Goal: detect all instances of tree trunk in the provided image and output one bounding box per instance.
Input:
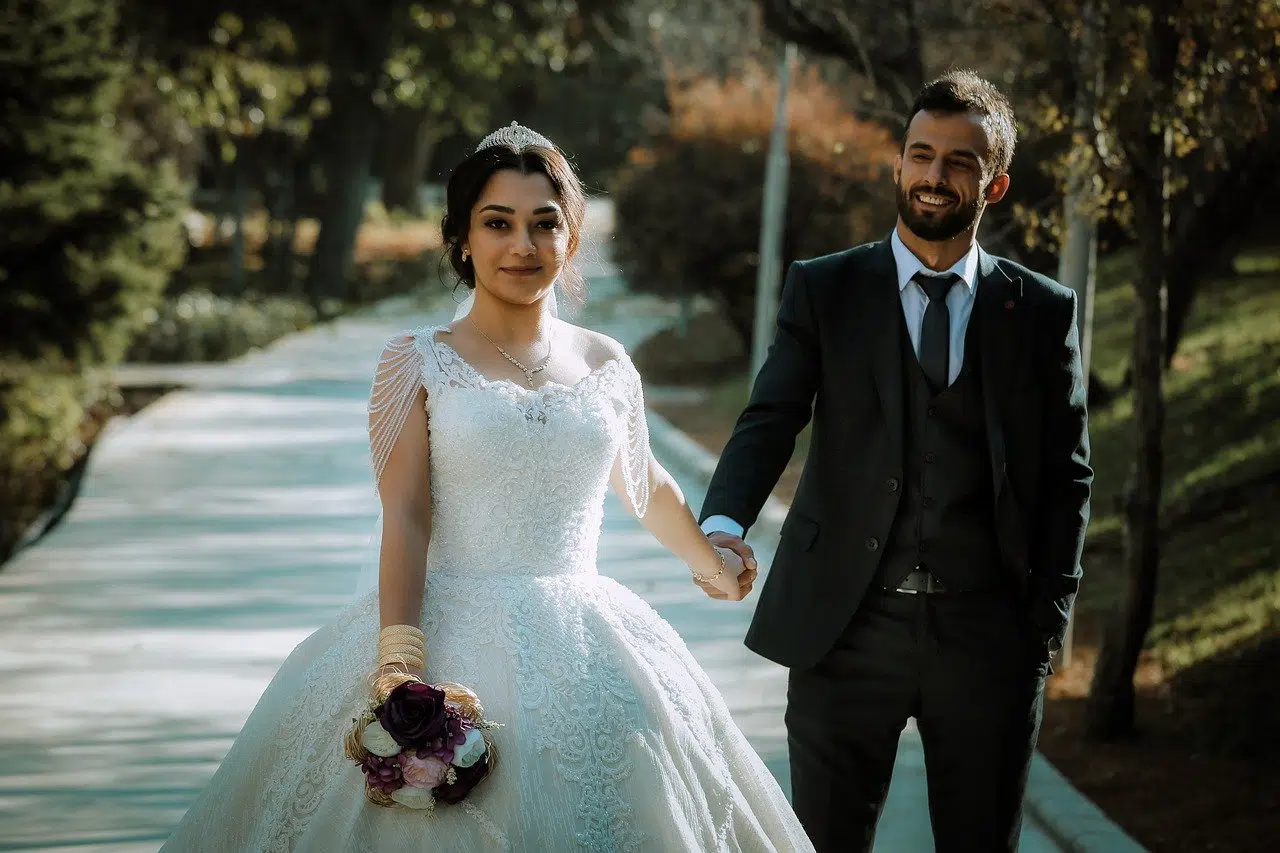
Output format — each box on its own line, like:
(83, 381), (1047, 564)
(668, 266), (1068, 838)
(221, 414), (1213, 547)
(1085, 131), (1170, 739)
(1163, 131), (1277, 365)
(381, 108), (441, 215)
(304, 1), (400, 306)
(229, 156), (248, 294)
(723, 286), (757, 353)
(265, 163), (297, 292)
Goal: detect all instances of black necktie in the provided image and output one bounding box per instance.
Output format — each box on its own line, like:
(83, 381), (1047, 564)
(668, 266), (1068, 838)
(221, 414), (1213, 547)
(914, 271), (960, 393)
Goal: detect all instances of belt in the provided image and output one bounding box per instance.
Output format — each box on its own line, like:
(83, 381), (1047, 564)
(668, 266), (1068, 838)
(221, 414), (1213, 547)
(886, 568), (948, 595)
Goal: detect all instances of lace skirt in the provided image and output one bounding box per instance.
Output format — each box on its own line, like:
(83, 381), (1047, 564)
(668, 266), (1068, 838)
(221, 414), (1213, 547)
(158, 571), (815, 852)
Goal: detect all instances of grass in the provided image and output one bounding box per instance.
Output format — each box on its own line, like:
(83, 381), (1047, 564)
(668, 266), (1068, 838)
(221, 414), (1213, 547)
(649, 242), (1280, 678)
(1076, 245), (1280, 674)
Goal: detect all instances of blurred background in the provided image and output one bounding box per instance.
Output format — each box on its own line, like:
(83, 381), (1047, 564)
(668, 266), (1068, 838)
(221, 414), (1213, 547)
(1, 1), (1278, 851)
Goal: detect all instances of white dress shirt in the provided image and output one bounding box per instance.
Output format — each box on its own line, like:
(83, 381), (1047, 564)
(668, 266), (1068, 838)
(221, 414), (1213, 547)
(701, 232), (983, 540)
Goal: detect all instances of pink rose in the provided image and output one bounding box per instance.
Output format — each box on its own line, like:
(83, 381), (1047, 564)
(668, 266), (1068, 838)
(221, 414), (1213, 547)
(400, 754), (449, 789)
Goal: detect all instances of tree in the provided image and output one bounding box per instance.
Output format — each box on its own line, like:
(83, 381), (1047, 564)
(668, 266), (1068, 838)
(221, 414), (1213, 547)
(756, 0), (925, 113)
(612, 64), (897, 346)
(379, 1), (608, 213)
(0, 0), (186, 368)
(120, 2), (331, 294)
(0, 0), (186, 560)
(1041, 0), (1280, 738)
(300, 0), (402, 303)
(1161, 119), (1280, 365)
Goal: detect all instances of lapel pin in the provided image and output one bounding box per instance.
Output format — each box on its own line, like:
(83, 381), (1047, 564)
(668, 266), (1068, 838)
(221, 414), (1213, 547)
(1004, 300), (1016, 310)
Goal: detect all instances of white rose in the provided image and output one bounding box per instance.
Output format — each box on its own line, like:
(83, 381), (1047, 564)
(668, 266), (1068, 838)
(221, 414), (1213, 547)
(360, 720), (402, 758)
(452, 727), (488, 769)
(390, 785), (436, 810)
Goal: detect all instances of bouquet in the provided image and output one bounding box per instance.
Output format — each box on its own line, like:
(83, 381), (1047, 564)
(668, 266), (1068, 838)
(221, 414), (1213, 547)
(344, 672), (500, 811)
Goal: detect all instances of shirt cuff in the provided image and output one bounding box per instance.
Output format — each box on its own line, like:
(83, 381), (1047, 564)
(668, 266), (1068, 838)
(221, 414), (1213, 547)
(700, 515), (745, 539)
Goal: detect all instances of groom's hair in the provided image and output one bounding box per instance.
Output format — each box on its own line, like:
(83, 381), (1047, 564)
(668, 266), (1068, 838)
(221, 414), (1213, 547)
(905, 69), (1017, 177)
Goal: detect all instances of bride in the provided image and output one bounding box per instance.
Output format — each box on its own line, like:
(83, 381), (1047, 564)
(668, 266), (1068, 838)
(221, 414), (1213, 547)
(158, 123), (815, 852)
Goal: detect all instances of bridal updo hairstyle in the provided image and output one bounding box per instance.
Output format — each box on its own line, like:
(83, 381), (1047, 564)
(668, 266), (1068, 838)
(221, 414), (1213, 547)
(440, 136), (588, 301)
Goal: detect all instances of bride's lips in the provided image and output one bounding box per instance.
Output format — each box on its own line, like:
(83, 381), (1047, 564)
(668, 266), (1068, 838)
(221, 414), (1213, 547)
(501, 266), (542, 277)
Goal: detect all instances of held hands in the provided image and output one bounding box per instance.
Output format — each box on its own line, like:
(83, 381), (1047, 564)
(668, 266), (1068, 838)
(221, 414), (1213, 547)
(693, 533), (759, 601)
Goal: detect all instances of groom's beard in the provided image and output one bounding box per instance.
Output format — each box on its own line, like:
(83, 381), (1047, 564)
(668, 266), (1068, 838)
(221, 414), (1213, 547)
(896, 181), (982, 242)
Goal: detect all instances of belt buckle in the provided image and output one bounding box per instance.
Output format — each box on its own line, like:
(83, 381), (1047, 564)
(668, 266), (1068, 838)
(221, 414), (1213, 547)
(895, 567), (924, 595)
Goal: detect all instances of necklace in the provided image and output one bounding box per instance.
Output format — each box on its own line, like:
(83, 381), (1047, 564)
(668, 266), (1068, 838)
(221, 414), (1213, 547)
(470, 319), (553, 387)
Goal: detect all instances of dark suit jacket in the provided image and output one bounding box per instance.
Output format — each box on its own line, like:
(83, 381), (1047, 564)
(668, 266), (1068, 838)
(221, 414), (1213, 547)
(700, 236), (1093, 671)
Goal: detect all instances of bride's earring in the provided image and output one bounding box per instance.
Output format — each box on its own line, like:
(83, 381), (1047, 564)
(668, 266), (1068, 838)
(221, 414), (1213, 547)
(461, 248), (470, 262)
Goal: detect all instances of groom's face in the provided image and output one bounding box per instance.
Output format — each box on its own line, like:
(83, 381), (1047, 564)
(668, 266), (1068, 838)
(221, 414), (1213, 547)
(893, 109), (1010, 242)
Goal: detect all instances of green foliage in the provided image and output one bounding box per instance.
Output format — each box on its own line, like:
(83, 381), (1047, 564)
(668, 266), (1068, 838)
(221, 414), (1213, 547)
(612, 64), (898, 344)
(1021, 0), (1280, 234)
(124, 289), (315, 363)
(138, 12), (321, 162)
(0, 0), (187, 368)
(378, 0), (615, 163)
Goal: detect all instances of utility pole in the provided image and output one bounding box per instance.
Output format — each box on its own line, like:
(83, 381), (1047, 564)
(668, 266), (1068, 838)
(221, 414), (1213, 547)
(1057, 0), (1101, 669)
(750, 41), (798, 379)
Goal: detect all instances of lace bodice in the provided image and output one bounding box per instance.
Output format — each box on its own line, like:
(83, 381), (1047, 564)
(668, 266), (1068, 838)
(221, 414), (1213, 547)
(367, 326), (652, 579)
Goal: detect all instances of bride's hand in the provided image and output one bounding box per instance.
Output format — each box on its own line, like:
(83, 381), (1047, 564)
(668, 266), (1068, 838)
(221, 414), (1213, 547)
(698, 547), (756, 602)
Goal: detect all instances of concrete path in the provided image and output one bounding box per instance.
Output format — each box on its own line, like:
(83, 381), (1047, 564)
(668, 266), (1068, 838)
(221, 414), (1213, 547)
(0, 204), (1126, 851)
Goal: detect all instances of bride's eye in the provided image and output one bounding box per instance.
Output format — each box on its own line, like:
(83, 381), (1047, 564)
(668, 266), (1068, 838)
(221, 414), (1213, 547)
(537, 219), (562, 231)
(483, 219), (508, 229)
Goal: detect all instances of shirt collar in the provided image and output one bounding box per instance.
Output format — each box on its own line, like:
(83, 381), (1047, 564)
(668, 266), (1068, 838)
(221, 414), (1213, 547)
(890, 228), (981, 294)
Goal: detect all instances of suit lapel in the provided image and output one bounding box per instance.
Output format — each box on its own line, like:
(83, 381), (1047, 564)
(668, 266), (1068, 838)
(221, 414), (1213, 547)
(863, 237), (905, 463)
(976, 248), (1025, 499)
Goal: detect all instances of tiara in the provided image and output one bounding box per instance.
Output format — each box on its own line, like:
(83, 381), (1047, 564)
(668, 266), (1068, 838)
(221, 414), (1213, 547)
(475, 121), (556, 153)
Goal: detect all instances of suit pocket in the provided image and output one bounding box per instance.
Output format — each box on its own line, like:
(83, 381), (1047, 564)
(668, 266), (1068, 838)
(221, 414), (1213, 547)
(779, 510), (820, 551)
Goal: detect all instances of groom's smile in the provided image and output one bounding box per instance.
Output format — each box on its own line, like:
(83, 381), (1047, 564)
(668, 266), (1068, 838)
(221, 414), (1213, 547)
(912, 189), (958, 209)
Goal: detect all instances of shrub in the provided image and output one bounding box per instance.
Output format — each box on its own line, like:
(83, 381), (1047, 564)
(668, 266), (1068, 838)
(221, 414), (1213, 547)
(612, 63), (899, 346)
(0, 367), (104, 560)
(631, 310), (746, 385)
(125, 290), (317, 363)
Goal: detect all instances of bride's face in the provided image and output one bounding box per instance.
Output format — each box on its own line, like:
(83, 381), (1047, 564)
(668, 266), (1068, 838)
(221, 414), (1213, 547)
(464, 169), (570, 309)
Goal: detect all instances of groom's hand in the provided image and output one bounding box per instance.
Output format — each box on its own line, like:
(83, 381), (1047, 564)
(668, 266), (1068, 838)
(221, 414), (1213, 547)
(707, 532), (758, 571)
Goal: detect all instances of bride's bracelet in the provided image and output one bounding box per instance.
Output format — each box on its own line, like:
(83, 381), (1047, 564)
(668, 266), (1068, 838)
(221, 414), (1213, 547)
(379, 624), (424, 642)
(377, 624), (425, 670)
(691, 546), (727, 585)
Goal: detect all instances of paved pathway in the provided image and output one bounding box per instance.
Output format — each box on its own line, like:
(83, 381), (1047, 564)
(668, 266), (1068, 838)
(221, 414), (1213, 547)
(0, 207), (1078, 851)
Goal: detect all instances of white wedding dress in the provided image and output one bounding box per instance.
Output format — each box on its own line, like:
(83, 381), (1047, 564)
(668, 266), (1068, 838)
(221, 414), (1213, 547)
(159, 325), (814, 852)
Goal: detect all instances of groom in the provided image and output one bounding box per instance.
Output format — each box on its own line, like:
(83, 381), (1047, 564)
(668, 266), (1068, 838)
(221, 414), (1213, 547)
(698, 70), (1092, 852)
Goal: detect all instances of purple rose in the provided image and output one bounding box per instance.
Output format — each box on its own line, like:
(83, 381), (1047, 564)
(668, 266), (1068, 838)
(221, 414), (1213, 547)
(433, 751), (491, 805)
(378, 681), (448, 749)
